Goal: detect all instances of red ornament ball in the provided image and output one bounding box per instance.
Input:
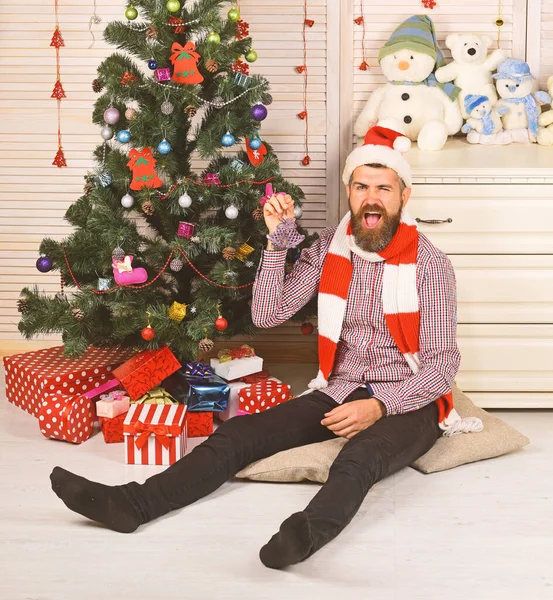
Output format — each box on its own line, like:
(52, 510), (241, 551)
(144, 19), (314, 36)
(141, 326), (155, 341)
(301, 322), (314, 335)
(214, 316), (228, 331)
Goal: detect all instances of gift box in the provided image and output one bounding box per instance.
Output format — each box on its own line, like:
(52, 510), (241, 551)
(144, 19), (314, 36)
(133, 387), (177, 405)
(217, 381), (249, 422)
(96, 390), (130, 419)
(210, 345), (263, 381)
(3, 345), (134, 418)
(99, 413), (126, 443)
(38, 391), (96, 444)
(186, 411), (213, 437)
(238, 380), (291, 414)
(113, 346), (181, 401)
(160, 363), (230, 412)
(124, 403), (187, 465)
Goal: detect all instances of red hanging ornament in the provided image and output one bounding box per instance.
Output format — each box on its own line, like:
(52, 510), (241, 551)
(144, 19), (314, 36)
(120, 71), (136, 86)
(301, 155), (311, 166)
(422, 0), (437, 8)
(52, 147), (67, 168)
(354, 16), (364, 25)
(297, 110), (308, 119)
(304, 19), (315, 27)
(245, 138), (267, 167)
(50, 27), (64, 48)
(301, 322), (314, 335)
(232, 59), (249, 75)
(51, 80), (66, 100)
(170, 41), (204, 85)
(127, 147), (163, 190)
(214, 316), (228, 332)
(359, 61), (369, 71)
(141, 326), (155, 341)
(168, 16), (186, 34)
(237, 20), (249, 40)
(296, 65), (306, 74)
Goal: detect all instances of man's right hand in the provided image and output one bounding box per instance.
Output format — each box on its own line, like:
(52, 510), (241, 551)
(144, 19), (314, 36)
(263, 193), (295, 235)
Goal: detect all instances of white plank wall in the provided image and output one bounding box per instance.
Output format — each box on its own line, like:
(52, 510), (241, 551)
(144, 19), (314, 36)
(0, 0), (337, 348)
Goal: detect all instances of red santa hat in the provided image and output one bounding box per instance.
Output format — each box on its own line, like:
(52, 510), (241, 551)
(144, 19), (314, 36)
(342, 126), (412, 187)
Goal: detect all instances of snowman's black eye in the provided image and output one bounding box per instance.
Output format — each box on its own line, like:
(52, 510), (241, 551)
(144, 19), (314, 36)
(410, 55), (413, 60)
(505, 84), (509, 87)
(516, 84), (519, 87)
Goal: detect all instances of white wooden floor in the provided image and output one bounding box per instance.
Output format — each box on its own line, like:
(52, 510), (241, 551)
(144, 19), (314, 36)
(1, 364), (552, 600)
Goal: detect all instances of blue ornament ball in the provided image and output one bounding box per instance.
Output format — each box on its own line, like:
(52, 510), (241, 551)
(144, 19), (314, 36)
(36, 256), (53, 273)
(157, 139), (172, 154)
(116, 129), (131, 143)
(148, 59), (158, 70)
(249, 137), (262, 150)
(221, 132), (235, 147)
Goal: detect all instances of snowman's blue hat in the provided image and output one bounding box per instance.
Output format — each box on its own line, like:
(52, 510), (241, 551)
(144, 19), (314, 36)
(493, 58), (535, 83)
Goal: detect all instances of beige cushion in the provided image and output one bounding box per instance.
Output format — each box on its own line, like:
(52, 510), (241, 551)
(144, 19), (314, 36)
(235, 385), (529, 482)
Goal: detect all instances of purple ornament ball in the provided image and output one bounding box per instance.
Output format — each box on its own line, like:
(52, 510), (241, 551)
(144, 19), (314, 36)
(103, 106), (120, 125)
(36, 256), (53, 273)
(251, 104), (268, 121)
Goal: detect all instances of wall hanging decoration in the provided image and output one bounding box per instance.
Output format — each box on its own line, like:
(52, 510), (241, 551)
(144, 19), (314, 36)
(355, 2), (369, 70)
(51, 0), (66, 167)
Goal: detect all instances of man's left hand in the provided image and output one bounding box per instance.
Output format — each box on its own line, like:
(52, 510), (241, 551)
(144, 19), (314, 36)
(321, 398), (385, 439)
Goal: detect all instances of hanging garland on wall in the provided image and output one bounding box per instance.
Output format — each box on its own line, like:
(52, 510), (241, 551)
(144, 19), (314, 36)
(51, 0), (67, 167)
(496, 0), (504, 48)
(355, 2), (369, 70)
(421, 0), (437, 9)
(296, 0), (312, 166)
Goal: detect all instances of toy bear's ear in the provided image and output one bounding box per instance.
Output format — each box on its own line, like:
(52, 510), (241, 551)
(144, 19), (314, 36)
(444, 34), (458, 49)
(481, 35), (493, 48)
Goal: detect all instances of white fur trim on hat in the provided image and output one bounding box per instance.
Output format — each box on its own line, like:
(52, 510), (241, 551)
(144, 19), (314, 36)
(342, 144), (412, 187)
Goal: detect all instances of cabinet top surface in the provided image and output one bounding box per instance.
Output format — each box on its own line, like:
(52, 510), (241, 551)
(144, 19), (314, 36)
(407, 138), (553, 180)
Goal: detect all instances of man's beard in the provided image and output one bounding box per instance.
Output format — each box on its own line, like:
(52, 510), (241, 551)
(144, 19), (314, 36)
(350, 200), (403, 253)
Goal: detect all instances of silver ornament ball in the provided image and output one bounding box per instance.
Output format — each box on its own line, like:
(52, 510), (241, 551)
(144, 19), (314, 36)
(294, 205), (303, 219)
(178, 193), (192, 208)
(225, 205), (239, 219)
(112, 246), (125, 260)
(103, 106), (120, 125)
(100, 126), (114, 140)
(170, 258), (183, 272)
(161, 101), (174, 115)
(121, 193), (135, 208)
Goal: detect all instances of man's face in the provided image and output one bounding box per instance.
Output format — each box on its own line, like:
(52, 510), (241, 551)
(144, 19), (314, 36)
(347, 166), (411, 253)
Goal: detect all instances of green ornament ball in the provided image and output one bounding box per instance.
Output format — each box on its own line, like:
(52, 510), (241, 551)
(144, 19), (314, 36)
(207, 31), (221, 44)
(125, 6), (138, 20)
(245, 49), (258, 63)
(166, 0), (181, 13)
(228, 7), (241, 22)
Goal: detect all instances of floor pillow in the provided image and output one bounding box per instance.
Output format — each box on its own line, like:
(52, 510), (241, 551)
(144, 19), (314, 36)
(235, 384), (530, 482)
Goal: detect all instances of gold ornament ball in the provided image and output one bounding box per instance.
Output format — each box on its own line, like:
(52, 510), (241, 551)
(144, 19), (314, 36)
(496, 18), (504, 27)
(199, 337), (214, 353)
(245, 49), (258, 63)
(125, 108), (137, 120)
(207, 31), (221, 44)
(166, 0), (181, 13)
(228, 7), (241, 22)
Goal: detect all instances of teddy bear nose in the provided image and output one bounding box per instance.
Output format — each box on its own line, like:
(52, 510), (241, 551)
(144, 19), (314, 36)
(467, 48), (476, 56)
(398, 61), (410, 71)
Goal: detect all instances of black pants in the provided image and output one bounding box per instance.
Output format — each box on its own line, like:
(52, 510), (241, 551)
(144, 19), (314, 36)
(123, 388), (441, 556)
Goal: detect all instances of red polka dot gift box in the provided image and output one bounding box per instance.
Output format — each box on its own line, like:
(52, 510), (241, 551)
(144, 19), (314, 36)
(38, 391), (96, 444)
(124, 403), (187, 466)
(3, 345), (135, 418)
(238, 380), (291, 414)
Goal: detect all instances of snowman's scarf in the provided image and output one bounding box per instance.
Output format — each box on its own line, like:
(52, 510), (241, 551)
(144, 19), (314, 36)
(504, 94), (539, 136)
(481, 110), (495, 135)
(390, 74), (460, 102)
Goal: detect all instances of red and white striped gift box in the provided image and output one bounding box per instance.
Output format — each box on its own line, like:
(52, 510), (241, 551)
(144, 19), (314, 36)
(123, 403), (187, 466)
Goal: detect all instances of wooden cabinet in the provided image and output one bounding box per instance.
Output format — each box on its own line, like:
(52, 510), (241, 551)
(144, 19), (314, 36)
(408, 140), (553, 408)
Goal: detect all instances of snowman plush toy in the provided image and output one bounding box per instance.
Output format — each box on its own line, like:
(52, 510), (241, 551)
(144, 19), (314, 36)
(354, 15), (463, 151)
(493, 58), (551, 143)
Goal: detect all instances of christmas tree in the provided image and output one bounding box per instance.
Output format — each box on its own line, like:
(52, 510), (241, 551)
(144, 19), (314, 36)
(18, 0), (315, 360)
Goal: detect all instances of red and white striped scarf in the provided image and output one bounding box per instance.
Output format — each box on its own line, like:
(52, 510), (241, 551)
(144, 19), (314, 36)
(309, 211), (482, 436)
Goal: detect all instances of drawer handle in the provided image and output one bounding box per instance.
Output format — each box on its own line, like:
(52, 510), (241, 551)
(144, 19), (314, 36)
(415, 218), (453, 225)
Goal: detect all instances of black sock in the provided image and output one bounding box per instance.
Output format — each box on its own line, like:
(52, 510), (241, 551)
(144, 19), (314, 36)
(50, 466), (142, 533)
(259, 512), (314, 569)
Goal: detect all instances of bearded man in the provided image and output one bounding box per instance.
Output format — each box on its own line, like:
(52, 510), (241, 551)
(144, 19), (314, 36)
(49, 126), (480, 570)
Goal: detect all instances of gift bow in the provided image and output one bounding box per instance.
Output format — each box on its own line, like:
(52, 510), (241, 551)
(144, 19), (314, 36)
(130, 421), (182, 450)
(127, 147), (155, 169)
(100, 390), (128, 402)
(217, 344), (255, 363)
(184, 362), (214, 377)
(112, 255), (133, 273)
(171, 41), (200, 62)
(203, 173), (221, 185)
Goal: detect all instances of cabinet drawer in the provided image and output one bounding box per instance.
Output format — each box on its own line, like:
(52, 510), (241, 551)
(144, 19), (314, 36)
(410, 184), (553, 254)
(456, 324), (553, 395)
(450, 255), (553, 323)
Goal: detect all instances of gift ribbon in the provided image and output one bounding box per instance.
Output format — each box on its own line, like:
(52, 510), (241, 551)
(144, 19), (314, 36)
(170, 41), (200, 63)
(217, 344), (255, 363)
(129, 421), (182, 450)
(184, 362), (214, 377)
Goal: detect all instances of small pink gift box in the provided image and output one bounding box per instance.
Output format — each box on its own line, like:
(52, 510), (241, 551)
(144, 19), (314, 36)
(96, 390), (130, 419)
(154, 67), (171, 82)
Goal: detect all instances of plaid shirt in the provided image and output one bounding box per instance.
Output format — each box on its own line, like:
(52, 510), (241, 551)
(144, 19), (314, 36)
(252, 227), (461, 416)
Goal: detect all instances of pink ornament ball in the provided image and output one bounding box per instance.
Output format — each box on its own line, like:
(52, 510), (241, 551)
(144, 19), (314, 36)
(103, 107), (120, 125)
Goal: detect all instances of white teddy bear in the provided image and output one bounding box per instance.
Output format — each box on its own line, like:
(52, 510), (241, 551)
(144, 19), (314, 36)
(537, 75), (553, 146)
(460, 94), (510, 145)
(493, 58), (551, 143)
(354, 15), (463, 152)
(435, 33), (506, 119)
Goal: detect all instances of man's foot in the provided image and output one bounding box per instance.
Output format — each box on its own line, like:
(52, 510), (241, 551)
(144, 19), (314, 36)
(259, 512), (313, 569)
(50, 466), (141, 533)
